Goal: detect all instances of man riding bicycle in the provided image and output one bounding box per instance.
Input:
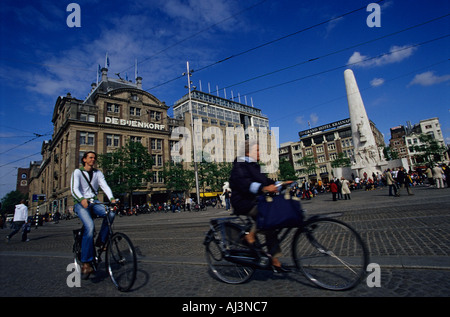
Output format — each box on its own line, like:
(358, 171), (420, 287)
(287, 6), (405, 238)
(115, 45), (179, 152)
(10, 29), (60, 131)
(70, 151), (117, 276)
(229, 140), (290, 273)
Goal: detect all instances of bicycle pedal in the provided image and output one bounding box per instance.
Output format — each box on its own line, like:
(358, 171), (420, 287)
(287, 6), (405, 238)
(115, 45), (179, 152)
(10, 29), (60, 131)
(258, 256), (270, 267)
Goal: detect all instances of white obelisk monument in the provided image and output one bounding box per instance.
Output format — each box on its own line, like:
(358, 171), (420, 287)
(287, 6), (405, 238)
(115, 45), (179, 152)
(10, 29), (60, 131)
(344, 69), (385, 177)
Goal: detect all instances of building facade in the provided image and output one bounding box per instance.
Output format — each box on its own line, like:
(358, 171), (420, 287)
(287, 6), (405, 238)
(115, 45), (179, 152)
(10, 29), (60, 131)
(172, 90), (275, 168)
(280, 118), (385, 183)
(389, 117), (448, 166)
(28, 68), (173, 215)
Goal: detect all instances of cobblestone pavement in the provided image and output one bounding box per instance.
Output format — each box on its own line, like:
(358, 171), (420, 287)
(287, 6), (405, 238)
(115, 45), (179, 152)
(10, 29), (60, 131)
(1, 185), (449, 301)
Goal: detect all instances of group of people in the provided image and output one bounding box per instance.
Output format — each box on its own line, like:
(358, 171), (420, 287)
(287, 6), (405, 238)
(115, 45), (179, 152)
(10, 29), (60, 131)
(423, 163), (449, 189)
(384, 164), (450, 197)
(329, 177), (352, 201)
(384, 166), (414, 197)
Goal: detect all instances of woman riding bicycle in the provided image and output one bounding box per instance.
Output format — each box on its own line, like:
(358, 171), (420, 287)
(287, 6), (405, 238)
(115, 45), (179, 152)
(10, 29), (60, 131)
(229, 140), (290, 273)
(70, 151), (117, 276)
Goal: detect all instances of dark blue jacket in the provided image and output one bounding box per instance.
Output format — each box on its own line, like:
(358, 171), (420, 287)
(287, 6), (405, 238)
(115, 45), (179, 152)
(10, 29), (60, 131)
(229, 157), (275, 215)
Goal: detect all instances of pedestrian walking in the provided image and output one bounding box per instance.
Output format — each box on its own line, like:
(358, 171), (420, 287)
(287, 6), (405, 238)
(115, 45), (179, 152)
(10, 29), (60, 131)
(384, 168), (398, 197)
(442, 163), (450, 188)
(340, 177), (351, 200)
(432, 164), (444, 189)
(425, 165), (434, 187)
(330, 180), (338, 201)
(6, 199), (30, 242)
(397, 166), (413, 196)
(224, 189), (231, 211)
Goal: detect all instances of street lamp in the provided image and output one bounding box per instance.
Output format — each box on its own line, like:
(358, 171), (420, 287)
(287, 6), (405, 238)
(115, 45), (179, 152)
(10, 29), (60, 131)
(183, 61), (200, 205)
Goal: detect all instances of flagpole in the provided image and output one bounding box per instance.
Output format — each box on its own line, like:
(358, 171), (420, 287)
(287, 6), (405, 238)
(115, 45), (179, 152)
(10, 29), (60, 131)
(135, 58), (137, 81)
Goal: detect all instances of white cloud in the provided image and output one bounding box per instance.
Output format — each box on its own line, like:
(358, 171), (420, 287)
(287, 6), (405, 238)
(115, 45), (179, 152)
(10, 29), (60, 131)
(309, 113), (319, 125)
(348, 45), (416, 68)
(295, 116), (305, 125)
(370, 78), (385, 87)
(11, 0), (247, 114)
(409, 71), (450, 86)
(296, 113), (319, 126)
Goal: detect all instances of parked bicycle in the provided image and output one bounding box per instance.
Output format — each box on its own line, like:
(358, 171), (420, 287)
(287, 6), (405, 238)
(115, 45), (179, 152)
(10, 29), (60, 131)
(73, 202), (137, 292)
(204, 190), (369, 291)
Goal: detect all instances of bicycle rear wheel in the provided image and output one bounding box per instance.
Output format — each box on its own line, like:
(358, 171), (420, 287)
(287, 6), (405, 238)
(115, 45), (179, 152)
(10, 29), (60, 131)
(292, 217), (369, 291)
(105, 232), (137, 292)
(205, 222), (254, 284)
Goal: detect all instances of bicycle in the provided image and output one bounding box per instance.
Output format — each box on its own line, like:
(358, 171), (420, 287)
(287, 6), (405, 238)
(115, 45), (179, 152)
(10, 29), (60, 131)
(72, 202), (137, 292)
(204, 194), (369, 291)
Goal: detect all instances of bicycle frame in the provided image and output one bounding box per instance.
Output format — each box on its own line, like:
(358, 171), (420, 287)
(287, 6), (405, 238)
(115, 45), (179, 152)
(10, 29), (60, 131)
(206, 216), (296, 270)
(206, 212), (345, 270)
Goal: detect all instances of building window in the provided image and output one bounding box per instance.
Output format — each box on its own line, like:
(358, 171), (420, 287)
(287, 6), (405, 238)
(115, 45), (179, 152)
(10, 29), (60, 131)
(130, 136), (142, 143)
(327, 143), (336, 151)
(130, 107), (141, 116)
(153, 171), (164, 183)
(152, 154), (163, 167)
(316, 145), (324, 153)
(317, 155), (325, 163)
(151, 139), (162, 150)
(106, 134), (120, 147)
(150, 111), (161, 121)
(80, 114), (95, 122)
(80, 132), (94, 145)
(107, 103), (120, 113)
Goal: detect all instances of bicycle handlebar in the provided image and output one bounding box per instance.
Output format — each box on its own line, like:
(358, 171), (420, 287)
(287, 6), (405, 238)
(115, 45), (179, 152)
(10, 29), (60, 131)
(275, 180), (294, 189)
(88, 199), (119, 206)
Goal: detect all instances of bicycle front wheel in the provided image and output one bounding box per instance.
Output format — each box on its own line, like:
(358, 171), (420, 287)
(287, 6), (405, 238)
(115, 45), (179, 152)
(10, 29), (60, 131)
(292, 217), (369, 291)
(105, 232), (137, 292)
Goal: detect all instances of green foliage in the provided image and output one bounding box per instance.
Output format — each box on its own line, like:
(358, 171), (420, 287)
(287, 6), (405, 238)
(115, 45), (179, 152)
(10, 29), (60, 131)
(330, 152), (351, 168)
(161, 162), (194, 192)
(409, 133), (446, 165)
(1, 190), (28, 214)
(97, 141), (153, 197)
(383, 146), (398, 161)
(297, 155), (317, 175)
(279, 158), (297, 180)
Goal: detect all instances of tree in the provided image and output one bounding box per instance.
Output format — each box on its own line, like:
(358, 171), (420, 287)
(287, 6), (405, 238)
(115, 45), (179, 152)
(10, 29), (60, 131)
(1, 190), (28, 214)
(409, 133), (446, 165)
(383, 146), (398, 161)
(279, 158), (297, 180)
(97, 141), (153, 207)
(214, 162), (233, 192)
(331, 152), (351, 168)
(193, 159), (233, 195)
(161, 162), (194, 194)
(297, 155), (317, 177)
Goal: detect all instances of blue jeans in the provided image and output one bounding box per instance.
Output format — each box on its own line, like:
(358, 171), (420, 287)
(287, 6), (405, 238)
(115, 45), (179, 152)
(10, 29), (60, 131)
(74, 200), (115, 263)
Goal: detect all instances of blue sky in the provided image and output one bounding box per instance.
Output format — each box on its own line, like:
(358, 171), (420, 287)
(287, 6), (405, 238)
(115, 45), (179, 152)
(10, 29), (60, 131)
(1, 0), (449, 198)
